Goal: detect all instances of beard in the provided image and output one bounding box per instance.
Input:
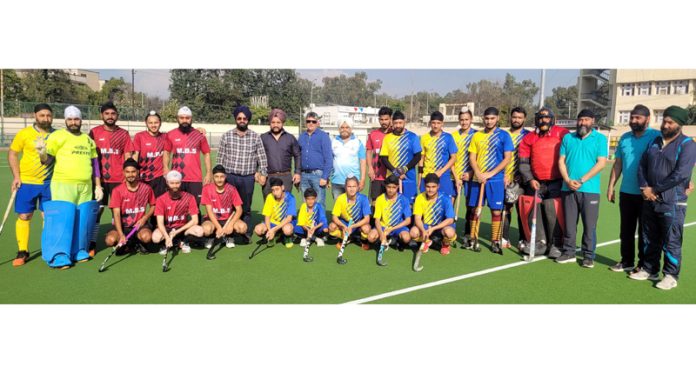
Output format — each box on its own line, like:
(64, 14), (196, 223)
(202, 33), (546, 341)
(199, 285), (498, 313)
(36, 120), (52, 130)
(511, 122), (524, 130)
(168, 189), (182, 199)
(237, 122), (248, 132)
(67, 125), (81, 134)
(179, 123), (193, 134)
(103, 119), (116, 127)
(629, 122), (647, 133)
(576, 125), (591, 137)
(661, 126), (680, 140)
(270, 126), (282, 134)
(392, 127), (404, 136)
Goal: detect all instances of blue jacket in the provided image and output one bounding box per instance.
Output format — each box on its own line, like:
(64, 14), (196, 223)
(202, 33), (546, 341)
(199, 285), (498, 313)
(299, 128), (333, 180)
(638, 133), (696, 205)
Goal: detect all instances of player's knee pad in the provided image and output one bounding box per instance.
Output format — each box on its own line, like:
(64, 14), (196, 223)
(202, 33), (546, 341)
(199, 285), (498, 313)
(41, 201), (76, 268)
(72, 200), (99, 262)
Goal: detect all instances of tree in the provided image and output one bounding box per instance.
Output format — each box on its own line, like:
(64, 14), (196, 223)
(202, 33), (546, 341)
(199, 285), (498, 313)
(687, 104), (696, 125)
(22, 69), (92, 105)
(544, 85), (578, 120)
(314, 72), (382, 107)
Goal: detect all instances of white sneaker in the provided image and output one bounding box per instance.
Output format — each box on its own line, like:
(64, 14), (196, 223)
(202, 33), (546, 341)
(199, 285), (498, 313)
(159, 247), (167, 256)
(224, 236), (235, 248)
(204, 238), (214, 249)
(315, 238), (325, 247)
(656, 274), (678, 290)
(629, 269), (659, 281)
(300, 238), (308, 247)
(180, 241), (191, 254)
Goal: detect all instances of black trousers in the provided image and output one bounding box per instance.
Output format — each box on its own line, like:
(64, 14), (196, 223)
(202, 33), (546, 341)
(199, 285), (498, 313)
(562, 191), (600, 259)
(618, 192), (645, 267)
(225, 173), (256, 234)
(641, 201), (687, 279)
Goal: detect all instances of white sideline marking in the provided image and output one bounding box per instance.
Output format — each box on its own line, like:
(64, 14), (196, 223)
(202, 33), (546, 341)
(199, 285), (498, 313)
(343, 221), (696, 304)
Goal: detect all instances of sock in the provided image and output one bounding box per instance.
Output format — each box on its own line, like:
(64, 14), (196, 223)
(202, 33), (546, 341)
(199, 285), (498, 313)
(491, 213), (502, 243)
(16, 219), (30, 252)
(90, 223), (99, 244)
(465, 208), (474, 236)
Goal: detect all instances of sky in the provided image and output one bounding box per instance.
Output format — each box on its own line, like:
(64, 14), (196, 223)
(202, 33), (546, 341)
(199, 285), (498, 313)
(98, 69), (579, 101)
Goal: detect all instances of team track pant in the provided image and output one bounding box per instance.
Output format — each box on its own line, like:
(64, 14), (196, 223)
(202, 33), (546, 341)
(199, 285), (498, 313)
(562, 191), (599, 259)
(641, 201), (687, 279)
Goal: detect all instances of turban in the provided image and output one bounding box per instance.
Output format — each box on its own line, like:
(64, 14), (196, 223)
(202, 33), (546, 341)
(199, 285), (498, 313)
(577, 109), (595, 119)
(64, 105), (82, 119)
(630, 104), (650, 117)
(34, 103), (53, 113)
(233, 106), (252, 121)
(165, 170), (182, 182)
(664, 105), (688, 126)
(269, 108), (286, 123)
(177, 106), (192, 117)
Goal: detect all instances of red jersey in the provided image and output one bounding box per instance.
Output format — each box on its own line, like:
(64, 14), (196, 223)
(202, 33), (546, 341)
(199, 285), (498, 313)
(366, 129), (389, 180)
(155, 191), (199, 229)
(89, 125), (135, 184)
(200, 183), (242, 221)
(166, 128), (210, 182)
(109, 182), (156, 228)
(133, 131), (172, 181)
(518, 125), (570, 181)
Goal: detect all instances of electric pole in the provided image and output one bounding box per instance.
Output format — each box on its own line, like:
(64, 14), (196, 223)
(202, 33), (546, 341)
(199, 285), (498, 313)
(131, 69), (135, 130)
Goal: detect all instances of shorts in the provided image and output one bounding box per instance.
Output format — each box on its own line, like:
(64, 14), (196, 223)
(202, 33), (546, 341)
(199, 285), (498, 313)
(119, 223), (153, 244)
(181, 181), (203, 206)
(420, 172), (456, 197)
(98, 182), (119, 207)
(376, 225), (409, 238)
(419, 223), (457, 241)
(147, 175), (168, 197)
(293, 225), (328, 238)
(370, 179), (386, 201)
(52, 180), (93, 205)
(400, 179), (417, 203)
(15, 183), (51, 214)
(466, 179), (504, 210)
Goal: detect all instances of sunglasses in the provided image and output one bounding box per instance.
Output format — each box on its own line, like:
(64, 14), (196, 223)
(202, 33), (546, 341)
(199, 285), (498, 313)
(236, 117), (248, 121)
(306, 119), (318, 124)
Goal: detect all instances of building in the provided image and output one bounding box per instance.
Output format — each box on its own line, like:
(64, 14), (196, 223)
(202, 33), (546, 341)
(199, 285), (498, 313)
(421, 102), (479, 127)
(305, 104), (381, 127)
(16, 69), (101, 91)
(578, 69), (696, 127)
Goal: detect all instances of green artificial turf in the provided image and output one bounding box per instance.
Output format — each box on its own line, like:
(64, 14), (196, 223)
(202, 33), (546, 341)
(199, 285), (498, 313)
(1, 150), (694, 304)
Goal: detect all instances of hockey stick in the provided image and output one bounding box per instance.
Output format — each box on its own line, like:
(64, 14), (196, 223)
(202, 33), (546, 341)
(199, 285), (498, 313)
(470, 181), (486, 252)
(525, 191), (540, 262)
(206, 217), (235, 260)
(98, 224), (140, 273)
(454, 184), (462, 221)
(336, 218), (353, 265)
(413, 240), (431, 272)
(377, 240), (388, 266)
(399, 178), (403, 194)
(0, 189), (17, 236)
(249, 238), (273, 259)
(302, 235), (314, 263)
(162, 229), (176, 272)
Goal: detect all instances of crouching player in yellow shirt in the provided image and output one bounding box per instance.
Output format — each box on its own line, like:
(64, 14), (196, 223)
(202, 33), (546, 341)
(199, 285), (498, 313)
(254, 177), (297, 248)
(329, 176), (372, 250)
(410, 173), (457, 255)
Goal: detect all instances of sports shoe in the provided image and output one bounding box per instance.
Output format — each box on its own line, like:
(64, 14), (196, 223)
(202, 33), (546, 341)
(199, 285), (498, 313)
(656, 275), (678, 290)
(300, 238), (308, 247)
(581, 258), (594, 268)
(555, 253), (576, 264)
(238, 234), (250, 245)
(204, 238), (214, 249)
(420, 240), (431, 253)
(547, 246), (562, 259)
(284, 238), (294, 249)
(12, 250), (30, 267)
(490, 243), (503, 255)
(518, 240), (527, 253)
(629, 269), (659, 281)
(89, 242), (97, 258)
(462, 236), (473, 250)
(159, 247), (167, 256)
(180, 241), (191, 254)
(224, 236), (235, 248)
(609, 262), (635, 272)
(500, 238), (512, 249)
(136, 243), (149, 255)
(315, 237), (325, 247)
(441, 244), (451, 256)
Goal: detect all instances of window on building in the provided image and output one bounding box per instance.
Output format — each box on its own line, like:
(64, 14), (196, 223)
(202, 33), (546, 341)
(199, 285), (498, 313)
(638, 82), (651, 96)
(618, 111), (630, 124)
(673, 80), (688, 95)
(621, 83), (634, 96)
(655, 110), (664, 124)
(656, 81), (670, 95)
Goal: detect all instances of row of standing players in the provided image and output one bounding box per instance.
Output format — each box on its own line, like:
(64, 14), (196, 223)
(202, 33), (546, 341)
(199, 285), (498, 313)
(8, 102), (696, 291)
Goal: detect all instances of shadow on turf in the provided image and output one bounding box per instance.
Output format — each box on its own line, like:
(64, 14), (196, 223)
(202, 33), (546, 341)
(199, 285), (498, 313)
(0, 250), (42, 267)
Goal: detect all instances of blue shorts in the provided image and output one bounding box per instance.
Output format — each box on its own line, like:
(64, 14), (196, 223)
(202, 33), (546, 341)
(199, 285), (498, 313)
(293, 224), (328, 237)
(377, 225), (409, 238)
(420, 172), (456, 197)
(401, 180), (417, 203)
(15, 183), (51, 214)
(466, 180), (504, 210)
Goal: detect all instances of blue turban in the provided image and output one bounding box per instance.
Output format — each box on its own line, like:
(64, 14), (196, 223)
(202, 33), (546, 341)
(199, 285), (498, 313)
(233, 106), (252, 121)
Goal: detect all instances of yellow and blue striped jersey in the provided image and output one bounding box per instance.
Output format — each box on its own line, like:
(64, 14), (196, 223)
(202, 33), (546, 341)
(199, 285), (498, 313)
(9, 125), (54, 184)
(380, 130), (422, 182)
(262, 192), (296, 225)
(374, 193), (411, 228)
(505, 128), (531, 178)
(452, 128), (477, 180)
(420, 131), (458, 175)
(332, 193), (371, 223)
(296, 202), (328, 228)
(468, 128), (514, 182)
(413, 192), (455, 226)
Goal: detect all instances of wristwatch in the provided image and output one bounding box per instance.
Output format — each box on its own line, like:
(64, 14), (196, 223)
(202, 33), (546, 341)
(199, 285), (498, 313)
(258, 169), (268, 177)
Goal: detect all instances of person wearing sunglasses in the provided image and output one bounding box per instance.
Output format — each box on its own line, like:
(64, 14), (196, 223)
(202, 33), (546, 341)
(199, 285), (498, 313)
(298, 112), (333, 208)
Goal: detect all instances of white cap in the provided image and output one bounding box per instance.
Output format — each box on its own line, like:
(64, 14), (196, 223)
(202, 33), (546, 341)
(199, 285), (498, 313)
(64, 105), (82, 119)
(339, 118), (354, 128)
(165, 170), (182, 182)
(177, 106), (192, 117)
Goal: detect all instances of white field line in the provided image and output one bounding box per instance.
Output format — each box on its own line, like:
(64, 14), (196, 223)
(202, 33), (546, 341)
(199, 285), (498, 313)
(343, 221), (696, 304)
